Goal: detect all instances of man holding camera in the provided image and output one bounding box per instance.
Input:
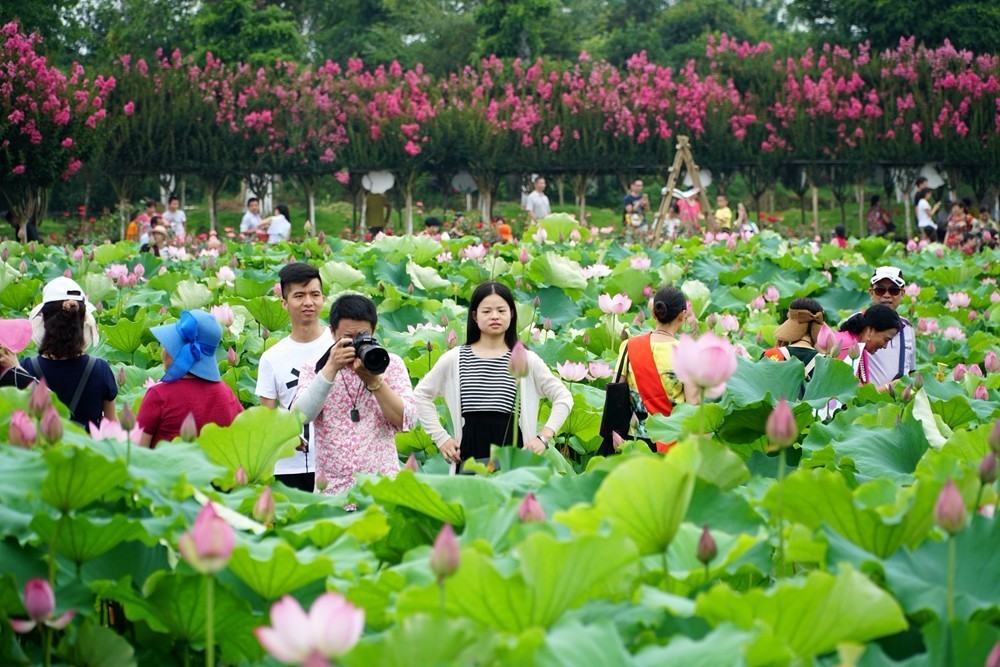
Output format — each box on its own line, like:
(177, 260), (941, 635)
(292, 294), (416, 496)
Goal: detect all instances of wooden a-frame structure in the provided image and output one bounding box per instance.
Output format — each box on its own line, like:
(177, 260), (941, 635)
(650, 135), (713, 244)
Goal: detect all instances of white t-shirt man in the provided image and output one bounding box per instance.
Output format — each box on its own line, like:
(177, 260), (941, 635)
(916, 198), (936, 231)
(163, 210), (187, 237)
(256, 329), (334, 476)
(241, 210), (262, 234)
(525, 191), (551, 221)
(267, 215), (291, 243)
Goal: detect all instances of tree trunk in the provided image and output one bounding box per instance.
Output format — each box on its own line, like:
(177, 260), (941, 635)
(570, 172), (594, 223)
(204, 175), (229, 233)
(857, 184), (866, 237)
(298, 175), (317, 237)
(811, 185), (819, 232)
(556, 174), (565, 206)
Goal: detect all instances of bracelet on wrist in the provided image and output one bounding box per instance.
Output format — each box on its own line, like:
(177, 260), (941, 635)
(539, 433), (551, 445)
(366, 380), (383, 392)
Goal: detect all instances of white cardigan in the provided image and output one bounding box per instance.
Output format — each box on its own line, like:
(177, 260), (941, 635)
(413, 346), (573, 448)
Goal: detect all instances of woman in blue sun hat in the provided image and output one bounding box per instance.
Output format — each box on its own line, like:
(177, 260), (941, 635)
(137, 310), (242, 447)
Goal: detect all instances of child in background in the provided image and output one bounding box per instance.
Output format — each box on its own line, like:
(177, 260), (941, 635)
(832, 225), (848, 248)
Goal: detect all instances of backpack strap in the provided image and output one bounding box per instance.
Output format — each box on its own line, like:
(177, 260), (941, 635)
(68, 356), (98, 418)
(626, 334), (674, 417)
(895, 327), (907, 381)
(26, 356), (42, 378)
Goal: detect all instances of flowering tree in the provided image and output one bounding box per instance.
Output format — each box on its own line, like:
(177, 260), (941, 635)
(0, 22), (113, 238)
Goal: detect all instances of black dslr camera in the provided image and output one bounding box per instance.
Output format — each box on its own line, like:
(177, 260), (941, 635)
(352, 333), (390, 375)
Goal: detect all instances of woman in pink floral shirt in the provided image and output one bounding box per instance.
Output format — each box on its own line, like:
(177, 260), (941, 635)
(293, 295), (416, 496)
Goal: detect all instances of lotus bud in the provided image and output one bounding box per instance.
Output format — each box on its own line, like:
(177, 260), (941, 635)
(518, 492), (546, 523)
(642, 285), (654, 298)
(425, 340), (433, 352)
(40, 406), (63, 445)
(509, 341), (529, 378)
(234, 466), (249, 487)
(404, 453), (419, 472)
(620, 328), (629, 340)
(928, 341), (936, 355)
(230, 256), (239, 268)
(0, 247), (8, 262)
(986, 641), (1000, 667)
(847, 342), (861, 361)
(933, 478), (967, 535)
(10, 410), (36, 447)
(253, 487), (276, 525)
(317, 231), (326, 245)
(407, 283), (414, 295)
(900, 384), (914, 403)
(913, 373), (924, 390)
(24, 577), (56, 624)
(533, 296), (540, 309)
(515, 277), (523, 288)
(969, 310), (978, 321)
(29, 379), (52, 418)
(815, 325), (836, 356)
(304, 249), (311, 259)
(178, 503), (235, 574)
(440, 313), (448, 326)
(612, 431), (625, 452)
(985, 351), (1000, 374)
(991, 420), (1000, 454)
(543, 317), (551, 331)
(262, 328), (269, 340)
(315, 472), (329, 492)
(72, 247), (84, 261)
(430, 523), (460, 583)
(696, 525), (717, 566)
(968, 364), (983, 378)
(766, 398), (797, 449)
(119, 402), (136, 431)
(179, 412), (198, 440)
(88, 250), (95, 261)
(19, 260), (27, 273)
(975, 385), (989, 401)
(705, 313), (718, 328)
(979, 453), (997, 485)
(635, 310), (646, 325)
(28, 242), (36, 254)
(954, 364), (968, 381)
(519, 248), (530, 264)
(446, 329), (458, 348)
(582, 333), (590, 346)
(227, 347), (238, 366)
(273, 282), (283, 298)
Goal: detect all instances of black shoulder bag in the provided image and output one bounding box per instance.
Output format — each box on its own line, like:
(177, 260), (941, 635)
(598, 348), (633, 456)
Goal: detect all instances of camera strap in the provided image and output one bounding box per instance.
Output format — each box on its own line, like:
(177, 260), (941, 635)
(341, 371), (365, 422)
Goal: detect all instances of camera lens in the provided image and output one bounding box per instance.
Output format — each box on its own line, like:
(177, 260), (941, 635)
(354, 336), (390, 374)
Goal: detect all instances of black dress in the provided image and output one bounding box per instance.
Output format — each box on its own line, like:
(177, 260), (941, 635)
(457, 345), (522, 460)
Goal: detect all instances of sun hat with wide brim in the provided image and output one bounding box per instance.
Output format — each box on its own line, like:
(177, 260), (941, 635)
(29, 276), (100, 349)
(0, 319), (33, 354)
(151, 310), (223, 382)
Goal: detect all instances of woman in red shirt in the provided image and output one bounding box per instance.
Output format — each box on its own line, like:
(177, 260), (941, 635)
(138, 310), (242, 447)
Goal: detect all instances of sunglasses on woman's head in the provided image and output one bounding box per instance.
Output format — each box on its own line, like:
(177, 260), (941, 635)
(872, 286), (902, 297)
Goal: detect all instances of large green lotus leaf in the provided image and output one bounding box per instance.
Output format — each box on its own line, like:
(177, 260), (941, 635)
(716, 401), (814, 446)
(695, 568), (907, 660)
(406, 260), (451, 292)
(920, 620), (1000, 667)
(855, 237), (892, 265)
(644, 403), (726, 445)
(397, 531), (639, 632)
(724, 357), (805, 407)
(124, 288), (170, 310)
(105, 571), (261, 663)
(762, 468), (935, 558)
(535, 213), (588, 242)
(667, 522), (770, 585)
(41, 446), (129, 512)
(929, 394), (979, 430)
(605, 269), (652, 304)
(32, 512), (148, 564)
(373, 256), (411, 289)
(527, 253), (587, 291)
(534, 620), (636, 667)
(238, 296), (291, 332)
(277, 506), (390, 549)
(917, 421), (994, 475)
(73, 621), (138, 667)
(0, 444), (47, 505)
(593, 447), (700, 555)
(686, 479), (766, 536)
(801, 417), (929, 484)
(373, 233), (442, 265)
(680, 279), (711, 317)
(360, 470), (465, 525)
(197, 407), (301, 483)
(227, 538), (333, 600)
(103, 312), (147, 354)
(232, 275), (273, 298)
(343, 614), (495, 667)
(92, 244), (132, 265)
(634, 623), (788, 667)
(0, 258), (22, 293)
(319, 260), (367, 290)
(346, 570), (408, 631)
(801, 355), (861, 408)
(0, 278), (40, 311)
(170, 279), (213, 310)
(881, 516), (1000, 621)
(85, 438), (226, 494)
(534, 285), (583, 328)
(145, 271), (184, 294)
(80, 540), (171, 590)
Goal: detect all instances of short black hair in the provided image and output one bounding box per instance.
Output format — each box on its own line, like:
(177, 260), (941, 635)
(651, 286), (686, 324)
(834, 225), (846, 238)
(275, 204), (291, 221)
(425, 216), (442, 228)
(329, 294), (377, 330)
(870, 194), (881, 207)
(279, 262), (322, 299)
(168, 195), (179, 204)
(840, 304), (901, 335)
(247, 197), (259, 206)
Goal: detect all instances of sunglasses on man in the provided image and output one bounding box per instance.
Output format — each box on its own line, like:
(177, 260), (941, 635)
(872, 286), (902, 297)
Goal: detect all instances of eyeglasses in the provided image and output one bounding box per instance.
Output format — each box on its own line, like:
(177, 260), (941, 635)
(872, 286), (902, 297)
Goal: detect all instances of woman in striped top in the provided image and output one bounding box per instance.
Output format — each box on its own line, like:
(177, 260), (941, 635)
(414, 281), (573, 466)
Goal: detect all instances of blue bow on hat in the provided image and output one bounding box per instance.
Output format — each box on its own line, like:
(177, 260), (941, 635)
(151, 310), (223, 383)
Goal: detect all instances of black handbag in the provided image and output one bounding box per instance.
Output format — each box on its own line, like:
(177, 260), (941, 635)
(598, 348), (634, 456)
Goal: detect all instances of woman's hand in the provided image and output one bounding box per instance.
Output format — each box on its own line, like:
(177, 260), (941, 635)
(439, 438), (461, 464)
(524, 436), (546, 455)
(0, 346), (18, 370)
(320, 338), (356, 381)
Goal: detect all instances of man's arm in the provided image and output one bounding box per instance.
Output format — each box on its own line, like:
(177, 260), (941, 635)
(259, 397), (278, 409)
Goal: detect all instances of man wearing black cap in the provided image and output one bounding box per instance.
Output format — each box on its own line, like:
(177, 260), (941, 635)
(866, 266), (915, 387)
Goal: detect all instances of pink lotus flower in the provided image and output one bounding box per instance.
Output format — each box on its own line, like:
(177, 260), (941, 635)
(749, 296), (766, 310)
(40, 406), (63, 444)
(9, 410), (37, 447)
(216, 266), (236, 286)
(814, 324), (838, 356)
(532, 228), (548, 244)
(992, 292), (1000, 304)
(29, 378), (52, 418)
(178, 503), (234, 574)
(630, 256), (651, 270)
(904, 282), (920, 298)
(975, 385), (989, 401)
(580, 263), (612, 280)
(673, 332), (738, 399)
(255, 592), (364, 666)
(556, 361), (589, 382)
(509, 341), (530, 378)
(906, 239), (918, 252)
(953, 364), (968, 381)
(917, 318), (939, 335)
(211, 304), (235, 327)
(968, 364), (983, 378)
(461, 244), (487, 260)
(946, 292), (971, 310)
(598, 293), (632, 314)
(430, 523), (460, 582)
(696, 525), (717, 566)
(446, 329), (458, 348)
(942, 326), (966, 340)
(71, 247), (84, 261)
(253, 487), (275, 525)
(588, 360), (613, 379)
(766, 398), (797, 449)
(763, 286), (780, 303)
(934, 478), (967, 535)
(518, 492), (546, 523)
(89, 417), (142, 443)
(985, 351), (1000, 374)
(9, 578), (76, 634)
(273, 282), (283, 298)
(436, 252), (453, 263)
(518, 248), (530, 264)
(718, 314), (739, 333)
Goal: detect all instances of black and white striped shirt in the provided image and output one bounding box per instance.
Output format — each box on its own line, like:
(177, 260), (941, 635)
(459, 345), (517, 413)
